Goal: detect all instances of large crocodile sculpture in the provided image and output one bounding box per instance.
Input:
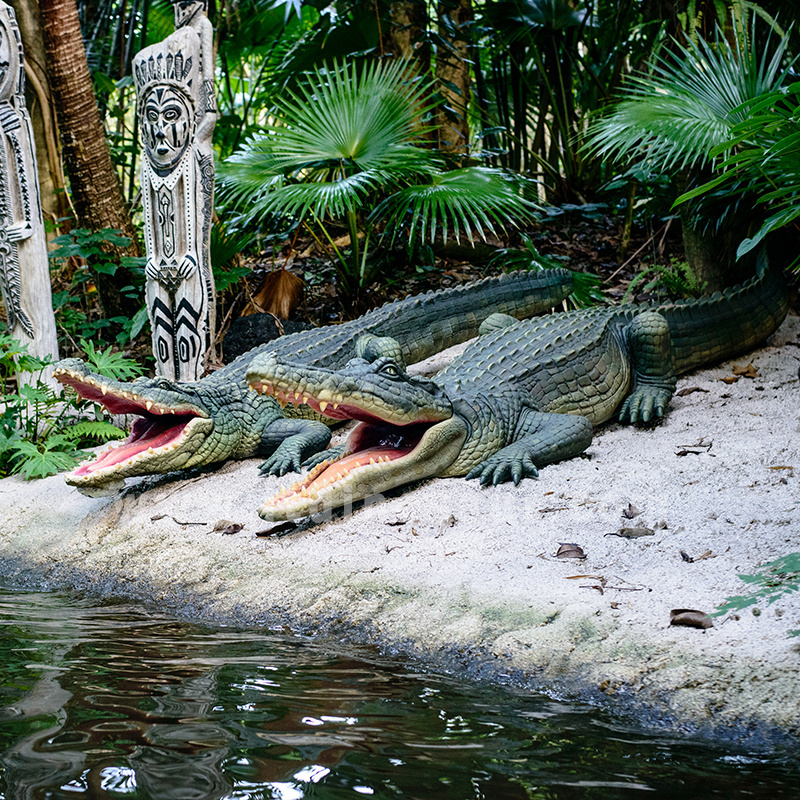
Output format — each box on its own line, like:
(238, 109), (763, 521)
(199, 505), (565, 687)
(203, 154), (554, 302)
(52, 270), (573, 494)
(248, 257), (789, 521)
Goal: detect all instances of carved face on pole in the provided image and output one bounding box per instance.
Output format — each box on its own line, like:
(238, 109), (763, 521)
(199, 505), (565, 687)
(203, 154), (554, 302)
(0, 16), (14, 102)
(172, 0), (205, 29)
(141, 84), (195, 171)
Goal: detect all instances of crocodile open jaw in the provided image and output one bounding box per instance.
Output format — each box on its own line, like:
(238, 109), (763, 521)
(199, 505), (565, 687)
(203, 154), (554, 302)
(54, 366), (212, 490)
(254, 379), (466, 521)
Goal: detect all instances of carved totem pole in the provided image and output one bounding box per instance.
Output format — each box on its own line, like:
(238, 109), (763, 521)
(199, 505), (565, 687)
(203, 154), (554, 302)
(0, 1), (59, 381)
(133, 0), (216, 381)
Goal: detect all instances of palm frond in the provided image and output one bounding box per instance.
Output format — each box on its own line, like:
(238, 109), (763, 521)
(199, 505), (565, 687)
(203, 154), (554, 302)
(373, 168), (537, 246)
(218, 58), (439, 226)
(584, 21), (793, 173)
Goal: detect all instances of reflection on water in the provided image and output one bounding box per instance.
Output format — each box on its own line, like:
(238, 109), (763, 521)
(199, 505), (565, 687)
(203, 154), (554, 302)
(0, 589), (797, 799)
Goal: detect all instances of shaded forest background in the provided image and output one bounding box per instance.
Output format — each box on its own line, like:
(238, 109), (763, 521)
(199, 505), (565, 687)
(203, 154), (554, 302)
(3, 0), (800, 359)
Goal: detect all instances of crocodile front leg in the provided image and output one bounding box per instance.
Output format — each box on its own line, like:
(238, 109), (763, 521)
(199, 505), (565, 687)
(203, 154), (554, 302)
(257, 418), (333, 476)
(465, 409), (593, 486)
(619, 310), (677, 424)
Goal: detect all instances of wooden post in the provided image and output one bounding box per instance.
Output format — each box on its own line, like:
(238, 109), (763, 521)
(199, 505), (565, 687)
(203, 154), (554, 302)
(0, 1), (59, 386)
(133, 0), (216, 382)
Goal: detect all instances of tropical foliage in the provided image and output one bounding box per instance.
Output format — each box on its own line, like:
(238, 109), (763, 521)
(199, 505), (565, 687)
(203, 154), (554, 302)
(0, 336), (143, 480)
(219, 59), (536, 307)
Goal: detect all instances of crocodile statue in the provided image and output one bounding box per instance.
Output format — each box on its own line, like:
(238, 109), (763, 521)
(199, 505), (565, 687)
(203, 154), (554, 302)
(248, 256), (789, 521)
(52, 270), (573, 494)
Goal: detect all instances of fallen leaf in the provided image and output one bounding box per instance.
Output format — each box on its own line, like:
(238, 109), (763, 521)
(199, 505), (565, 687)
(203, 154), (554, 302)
(211, 519), (234, 532)
(605, 527), (654, 539)
(669, 609), (713, 629)
(220, 524), (244, 535)
(732, 362), (759, 379)
(676, 387), (709, 396)
(610, 602), (620, 609)
(680, 550), (693, 563)
(556, 543), (586, 559)
(719, 375), (740, 384)
(539, 506), (569, 513)
(622, 502), (642, 519)
(566, 574), (604, 580)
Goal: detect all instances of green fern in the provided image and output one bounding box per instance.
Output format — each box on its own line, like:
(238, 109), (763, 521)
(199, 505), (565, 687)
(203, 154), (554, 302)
(80, 338), (143, 381)
(623, 259), (707, 301)
(62, 420), (126, 444)
(7, 436), (81, 480)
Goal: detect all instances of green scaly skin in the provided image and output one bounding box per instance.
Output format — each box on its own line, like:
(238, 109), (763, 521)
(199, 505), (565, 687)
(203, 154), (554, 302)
(249, 257), (789, 521)
(53, 270), (573, 494)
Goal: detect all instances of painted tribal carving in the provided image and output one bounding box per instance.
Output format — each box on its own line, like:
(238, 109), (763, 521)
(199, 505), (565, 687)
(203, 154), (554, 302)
(0, 1), (58, 372)
(133, 0), (216, 381)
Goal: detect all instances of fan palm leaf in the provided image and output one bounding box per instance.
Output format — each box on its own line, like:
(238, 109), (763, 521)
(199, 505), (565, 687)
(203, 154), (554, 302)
(374, 167), (537, 245)
(678, 83), (800, 262)
(585, 23), (792, 172)
(218, 58), (438, 226)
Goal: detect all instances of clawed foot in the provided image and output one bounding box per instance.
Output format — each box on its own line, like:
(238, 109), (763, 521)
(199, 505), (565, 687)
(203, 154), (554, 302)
(619, 387), (672, 424)
(466, 453), (539, 486)
(259, 447), (303, 477)
(301, 444), (347, 470)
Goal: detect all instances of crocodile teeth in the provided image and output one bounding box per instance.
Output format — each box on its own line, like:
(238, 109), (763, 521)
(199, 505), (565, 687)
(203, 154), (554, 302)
(145, 401), (153, 411)
(319, 401), (328, 413)
(101, 384), (109, 395)
(302, 396), (309, 405)
(332, 403), (339, 410)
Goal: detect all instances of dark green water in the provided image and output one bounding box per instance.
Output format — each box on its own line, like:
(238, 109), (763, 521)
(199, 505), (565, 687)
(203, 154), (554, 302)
(0, 590), (797, 799)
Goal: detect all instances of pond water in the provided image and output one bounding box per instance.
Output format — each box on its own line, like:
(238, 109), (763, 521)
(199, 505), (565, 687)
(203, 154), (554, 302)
(0, 589), (797, 800)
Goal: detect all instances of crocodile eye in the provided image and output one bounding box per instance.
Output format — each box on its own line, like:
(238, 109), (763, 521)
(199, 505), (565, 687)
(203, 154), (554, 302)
(380, 363), (400, 379)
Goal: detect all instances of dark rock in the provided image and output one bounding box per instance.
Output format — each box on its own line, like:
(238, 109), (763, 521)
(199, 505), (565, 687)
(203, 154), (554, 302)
(222, 313), (313, 363)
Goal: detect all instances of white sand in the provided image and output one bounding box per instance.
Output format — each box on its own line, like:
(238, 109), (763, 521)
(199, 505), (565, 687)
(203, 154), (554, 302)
(0, 312), (798, 743)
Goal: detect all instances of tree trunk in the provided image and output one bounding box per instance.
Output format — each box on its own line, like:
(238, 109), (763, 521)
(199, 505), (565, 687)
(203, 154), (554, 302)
(435, 0), (473, 162)
(382, 0), (428, 64)
(6, 0), (69, 235)
(39, 0), (141, 321)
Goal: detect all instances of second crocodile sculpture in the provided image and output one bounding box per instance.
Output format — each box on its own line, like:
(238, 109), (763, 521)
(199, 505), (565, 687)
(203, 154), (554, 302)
(249, 256), (788, 520)
(52, 270), (573, 493)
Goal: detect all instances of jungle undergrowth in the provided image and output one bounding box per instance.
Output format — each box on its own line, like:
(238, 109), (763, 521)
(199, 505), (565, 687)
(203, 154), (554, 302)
(0, 334), (144, 480)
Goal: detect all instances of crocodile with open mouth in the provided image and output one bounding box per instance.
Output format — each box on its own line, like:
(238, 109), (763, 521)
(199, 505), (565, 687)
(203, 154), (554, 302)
(248, 255), (789, 521)
(52, 269), (573, 494)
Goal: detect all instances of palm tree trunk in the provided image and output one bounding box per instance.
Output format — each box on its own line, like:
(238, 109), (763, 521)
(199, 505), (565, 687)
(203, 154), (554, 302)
(435, 0), (473, 162)
(40, 0), (141, 320)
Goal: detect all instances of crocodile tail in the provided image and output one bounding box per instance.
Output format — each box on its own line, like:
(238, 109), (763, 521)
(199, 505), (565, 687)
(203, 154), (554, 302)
(660, 251), (789, 374)
(362, 268), (574, 365)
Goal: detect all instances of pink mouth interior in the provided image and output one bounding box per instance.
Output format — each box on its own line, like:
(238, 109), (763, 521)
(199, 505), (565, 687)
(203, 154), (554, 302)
(55, 374), (202, 477)
(72, 416), (195, 476)
(276, 420), (431, 501)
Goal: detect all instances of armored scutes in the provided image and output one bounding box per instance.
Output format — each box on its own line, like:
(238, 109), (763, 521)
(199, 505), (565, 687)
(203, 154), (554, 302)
(54, 270), (573, 493)
(249, 257), (789, 521)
